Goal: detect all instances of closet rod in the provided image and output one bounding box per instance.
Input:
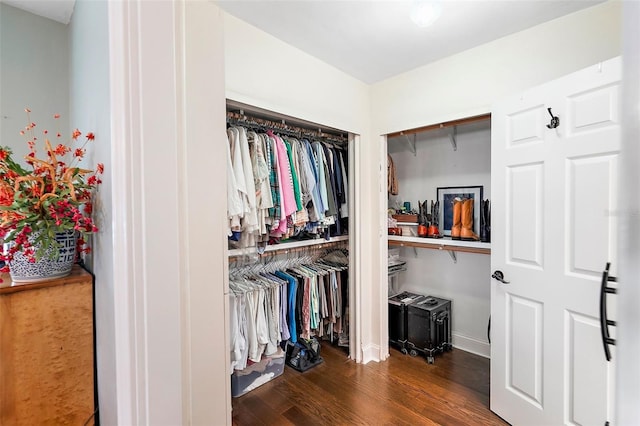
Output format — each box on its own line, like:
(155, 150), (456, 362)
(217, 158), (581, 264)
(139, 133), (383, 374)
(227, 111), (348, 144)
(226, 99), (348, 141)
(387, 113), (491, 139)
(228, 238), (348, 261)
(226, 99), (341, 131)
(227, 114), (301, 138)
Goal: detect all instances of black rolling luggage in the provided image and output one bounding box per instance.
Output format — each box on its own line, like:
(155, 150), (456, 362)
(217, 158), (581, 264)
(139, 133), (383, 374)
(406, 295), (452, 364)
(388, 291), (425, 354)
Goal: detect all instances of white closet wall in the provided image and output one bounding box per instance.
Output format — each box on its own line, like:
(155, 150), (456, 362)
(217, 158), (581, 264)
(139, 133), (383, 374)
(223, 13), (369, 134)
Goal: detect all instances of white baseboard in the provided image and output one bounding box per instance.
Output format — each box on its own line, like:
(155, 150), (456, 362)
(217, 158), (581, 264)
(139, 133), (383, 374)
(363, 336), (489, 363)
(361, 343), (381, 363)
(452, 333), (490, 358)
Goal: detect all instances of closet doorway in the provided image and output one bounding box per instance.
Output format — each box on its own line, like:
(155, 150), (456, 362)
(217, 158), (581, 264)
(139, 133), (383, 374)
(225, 100), (362, 403)
(378, 115), (502, 424)
(385, 114), (492, 360)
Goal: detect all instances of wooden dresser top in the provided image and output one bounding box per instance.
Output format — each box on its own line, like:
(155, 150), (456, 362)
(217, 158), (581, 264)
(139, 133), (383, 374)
(0, 265), (92, 295)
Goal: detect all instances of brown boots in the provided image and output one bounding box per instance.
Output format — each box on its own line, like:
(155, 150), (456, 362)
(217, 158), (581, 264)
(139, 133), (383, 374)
(461, 198), (479, 241)
(451, 198), (479, 241)
(451, 199), (462, 239)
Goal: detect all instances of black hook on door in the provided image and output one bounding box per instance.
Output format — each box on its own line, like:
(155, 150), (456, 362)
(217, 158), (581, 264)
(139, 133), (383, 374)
(546, 108), (560, 129)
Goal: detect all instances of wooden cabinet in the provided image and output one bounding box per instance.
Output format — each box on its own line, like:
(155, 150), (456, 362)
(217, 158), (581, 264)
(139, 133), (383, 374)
(0, 265), (95, 425)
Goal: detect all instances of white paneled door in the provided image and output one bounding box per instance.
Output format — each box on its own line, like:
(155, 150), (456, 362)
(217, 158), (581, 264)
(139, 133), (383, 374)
(491, 57), (620, 425)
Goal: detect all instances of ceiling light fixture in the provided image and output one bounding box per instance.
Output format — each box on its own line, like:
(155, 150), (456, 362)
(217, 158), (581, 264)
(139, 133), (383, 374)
(410, 1), (442, 28)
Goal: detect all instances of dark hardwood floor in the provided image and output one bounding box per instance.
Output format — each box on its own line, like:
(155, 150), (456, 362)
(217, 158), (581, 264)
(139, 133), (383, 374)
(232, 343), (509, 425)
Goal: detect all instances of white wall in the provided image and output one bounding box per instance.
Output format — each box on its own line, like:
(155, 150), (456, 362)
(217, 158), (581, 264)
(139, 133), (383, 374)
(0, 3), (69, 166)
(396, 249), (491, 354)
(223, 13), (370, 135)
(68, 0), (113, 423)
(223, 13), (383, 362)
(372, 1), (621, 135)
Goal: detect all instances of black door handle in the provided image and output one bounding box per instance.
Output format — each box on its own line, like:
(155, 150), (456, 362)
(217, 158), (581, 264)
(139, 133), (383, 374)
(492, 270), (510, 284)
(599, 262), (617, 362)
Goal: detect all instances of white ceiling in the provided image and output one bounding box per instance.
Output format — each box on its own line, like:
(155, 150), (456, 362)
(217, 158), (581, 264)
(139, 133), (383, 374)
(3, 0), (605, 83)
(2, 0), (75, 24)
(216, 0), (605, 84)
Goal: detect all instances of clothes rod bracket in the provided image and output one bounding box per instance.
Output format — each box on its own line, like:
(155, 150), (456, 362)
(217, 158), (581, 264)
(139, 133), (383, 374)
(445, 248), (457, 263)
(448, 126), (457, 151)
(401, 132), (417, 156)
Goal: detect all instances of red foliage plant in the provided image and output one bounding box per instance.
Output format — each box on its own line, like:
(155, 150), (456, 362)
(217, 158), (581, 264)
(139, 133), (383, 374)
(0, 109), (103, 275)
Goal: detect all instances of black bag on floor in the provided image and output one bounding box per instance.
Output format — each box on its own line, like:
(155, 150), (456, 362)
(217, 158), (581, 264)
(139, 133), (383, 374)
(285, 337), (323, 372)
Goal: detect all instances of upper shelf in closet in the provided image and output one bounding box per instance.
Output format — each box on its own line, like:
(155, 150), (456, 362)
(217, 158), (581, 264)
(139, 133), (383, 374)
(388, 235), (490, 255)
(387, 113), (491, 155)
(386, 113), (491, 138)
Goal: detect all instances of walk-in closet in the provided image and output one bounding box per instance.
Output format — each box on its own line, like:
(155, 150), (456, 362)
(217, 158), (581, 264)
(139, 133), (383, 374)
(225, 100), (356, 400)
(386, 114), (492, 359)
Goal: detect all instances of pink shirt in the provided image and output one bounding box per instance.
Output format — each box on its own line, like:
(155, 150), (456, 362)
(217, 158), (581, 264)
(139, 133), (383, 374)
(270, 132), (296, 233)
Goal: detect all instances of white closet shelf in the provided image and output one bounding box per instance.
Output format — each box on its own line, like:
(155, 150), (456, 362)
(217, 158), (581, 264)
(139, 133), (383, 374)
(228, 235), (349, 258)
(387, 235), (490, 255)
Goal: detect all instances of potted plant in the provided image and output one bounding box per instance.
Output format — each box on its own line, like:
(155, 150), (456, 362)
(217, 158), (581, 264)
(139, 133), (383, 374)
(0, 109), (103, 282)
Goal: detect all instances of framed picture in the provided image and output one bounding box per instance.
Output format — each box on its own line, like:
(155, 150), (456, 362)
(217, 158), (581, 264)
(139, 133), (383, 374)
(437, 186), (483, 237)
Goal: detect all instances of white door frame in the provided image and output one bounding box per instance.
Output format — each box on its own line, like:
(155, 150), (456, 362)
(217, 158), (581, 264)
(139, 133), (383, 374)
(617, 1), (640, 423)
(350, 133), (363, 362)
(108, 1), (229, 424)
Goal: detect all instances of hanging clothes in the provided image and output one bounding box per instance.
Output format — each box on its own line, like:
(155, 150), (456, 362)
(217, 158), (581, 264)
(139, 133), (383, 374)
(227, 128), (247, 232)
(228, 249), (349, 374)
(226, 123), (348, 249)
(339, 150), (349, 218)
(226, 132), (243, 236)
(283, 139), (303, 212)
(247, 131), (273, 237)
(264, 133), (282, 230)
(388, 153), (399, 196)
(270, 131), (297, 234)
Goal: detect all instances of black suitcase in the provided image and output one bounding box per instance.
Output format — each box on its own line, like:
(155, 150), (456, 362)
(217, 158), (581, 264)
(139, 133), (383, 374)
(388, 291), (425, 354)
(406, 295), (452, 364)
